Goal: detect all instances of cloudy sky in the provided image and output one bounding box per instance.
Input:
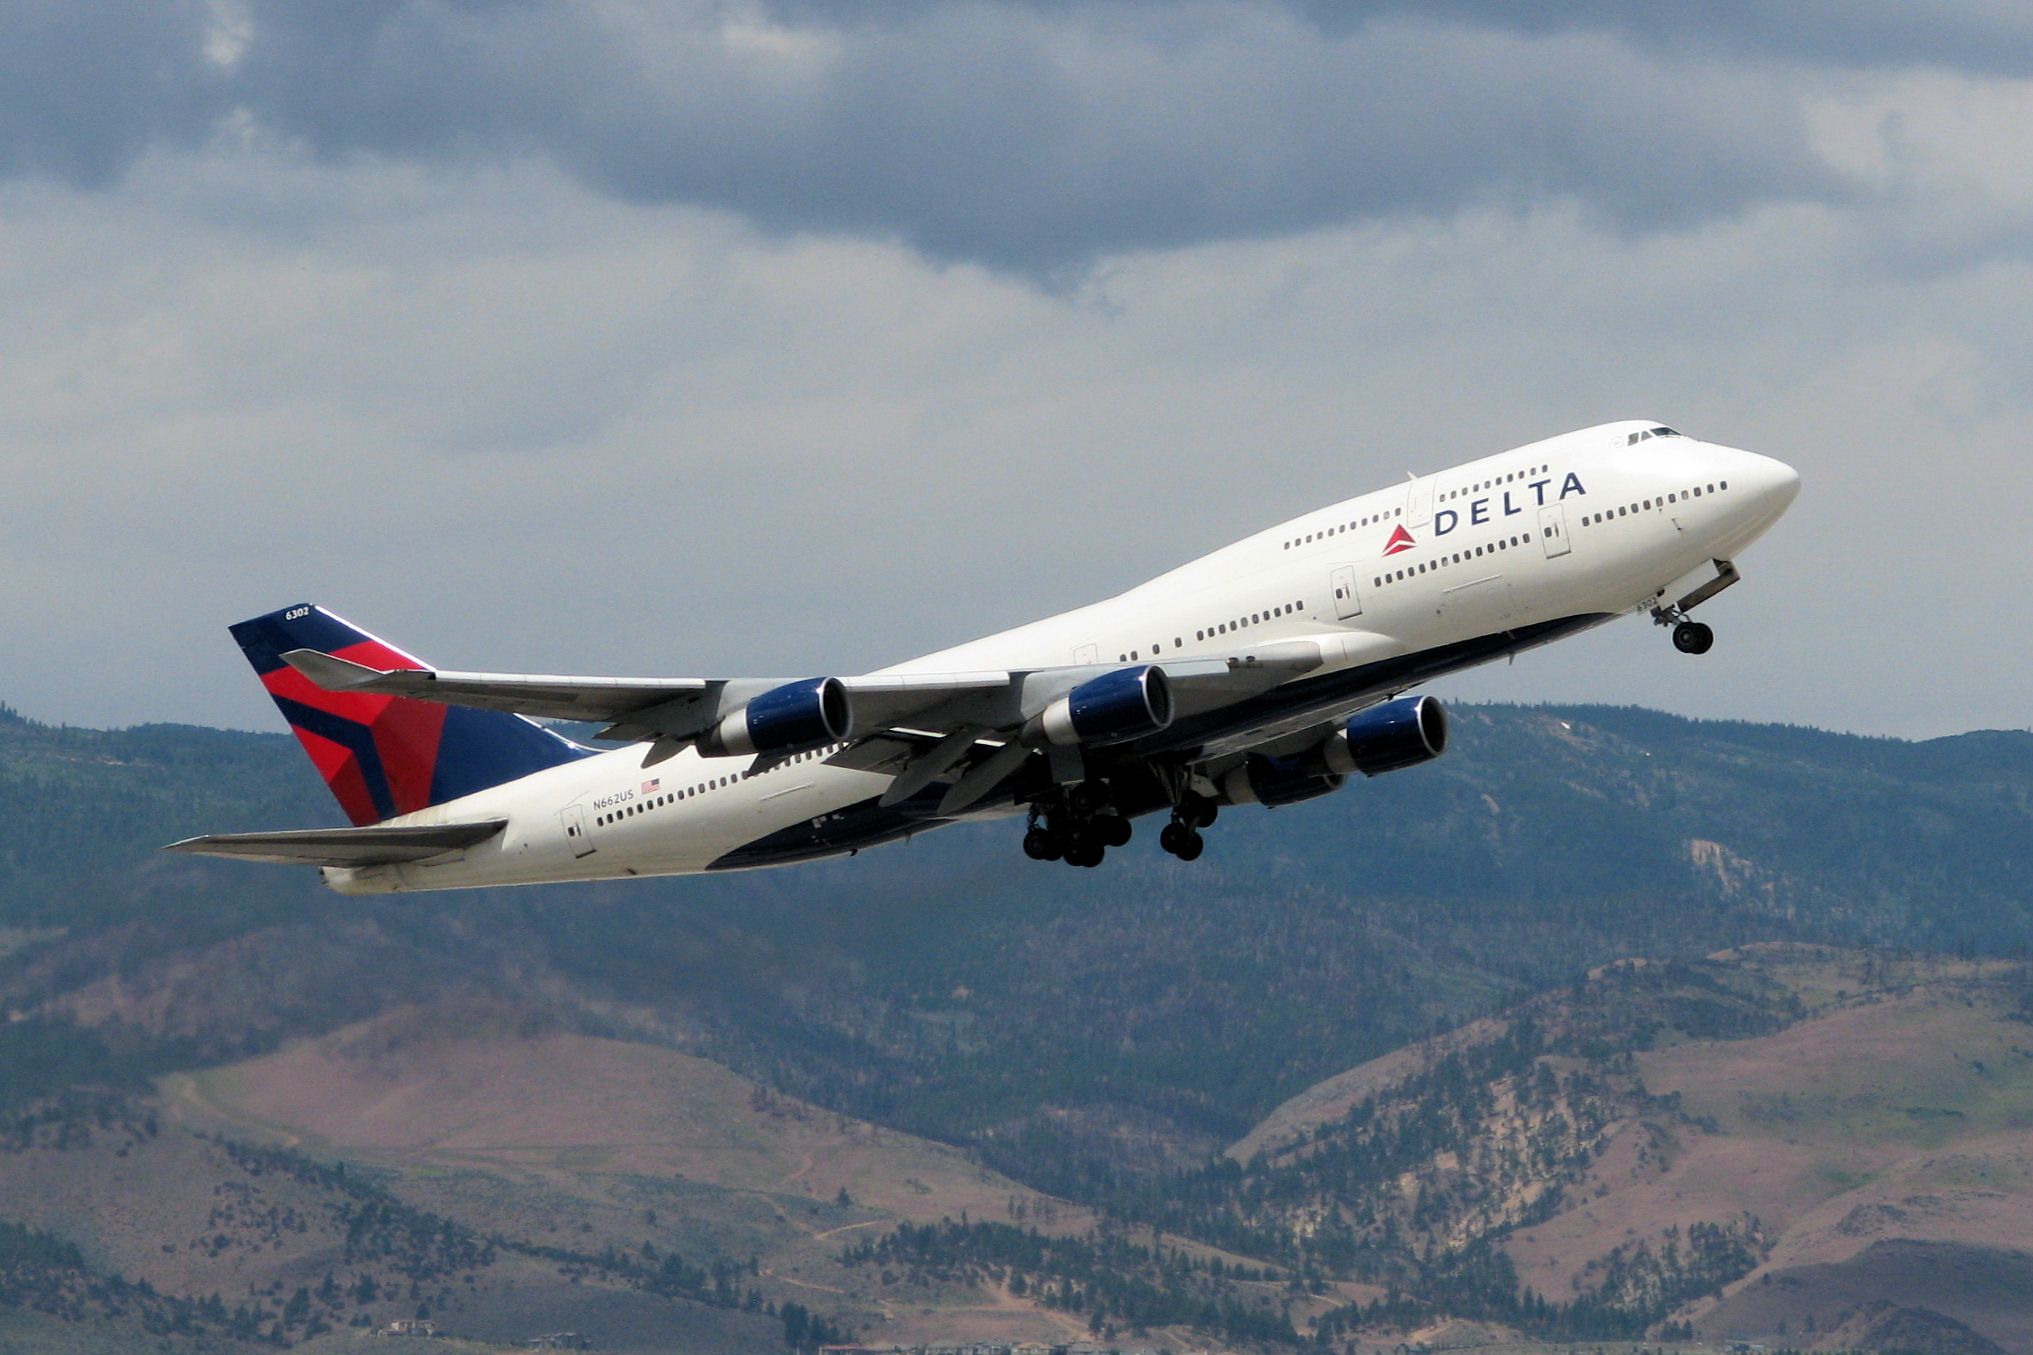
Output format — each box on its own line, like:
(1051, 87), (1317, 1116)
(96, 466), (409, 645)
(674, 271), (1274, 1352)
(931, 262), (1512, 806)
(3, 1), (2029, 739)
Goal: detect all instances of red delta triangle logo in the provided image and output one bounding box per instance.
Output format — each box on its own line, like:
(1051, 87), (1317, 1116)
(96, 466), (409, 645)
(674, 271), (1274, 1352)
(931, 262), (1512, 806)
(1381, 524), (1417, 556)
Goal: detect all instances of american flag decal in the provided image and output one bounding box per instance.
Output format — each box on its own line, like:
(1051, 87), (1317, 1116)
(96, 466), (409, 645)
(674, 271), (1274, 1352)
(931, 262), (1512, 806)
(641, 778), (661, 794)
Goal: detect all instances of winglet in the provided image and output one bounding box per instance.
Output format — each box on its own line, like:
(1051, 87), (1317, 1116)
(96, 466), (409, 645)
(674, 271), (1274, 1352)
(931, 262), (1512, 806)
(282, 647), (412, 692)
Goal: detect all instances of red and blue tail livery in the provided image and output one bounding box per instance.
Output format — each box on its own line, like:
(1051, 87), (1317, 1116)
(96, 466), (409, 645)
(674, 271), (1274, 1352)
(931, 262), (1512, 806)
(230, 605), (592, 827)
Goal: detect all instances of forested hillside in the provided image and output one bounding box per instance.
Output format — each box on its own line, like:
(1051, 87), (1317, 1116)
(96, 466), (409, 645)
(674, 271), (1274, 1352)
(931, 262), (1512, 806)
(4, 700), (2032, 1350)
(5, 702), (2032, 1173)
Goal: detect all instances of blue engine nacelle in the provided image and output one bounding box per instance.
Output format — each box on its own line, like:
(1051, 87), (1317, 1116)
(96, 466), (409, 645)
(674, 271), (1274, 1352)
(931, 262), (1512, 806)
(1218, 696), (1447, 805)
(1039, 665), (1174, 747)
(705, 677), (852, 756)
(1333, 695), (1449, 775)
(1220, 755), (1346, 807)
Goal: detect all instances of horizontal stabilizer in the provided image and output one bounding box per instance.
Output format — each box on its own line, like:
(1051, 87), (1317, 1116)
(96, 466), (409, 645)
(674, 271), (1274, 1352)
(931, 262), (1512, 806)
(163, 820), (507, 868)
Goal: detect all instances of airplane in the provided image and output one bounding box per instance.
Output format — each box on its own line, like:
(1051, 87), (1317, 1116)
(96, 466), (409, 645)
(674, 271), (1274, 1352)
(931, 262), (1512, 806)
(167, 420), (1799, 893)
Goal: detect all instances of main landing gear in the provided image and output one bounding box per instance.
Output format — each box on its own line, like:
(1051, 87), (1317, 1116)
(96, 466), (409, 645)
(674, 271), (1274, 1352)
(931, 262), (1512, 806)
(1023, 784), (1132, 869)
(1020, 783), (1218, 868)
(1158, 796), (1216, 862)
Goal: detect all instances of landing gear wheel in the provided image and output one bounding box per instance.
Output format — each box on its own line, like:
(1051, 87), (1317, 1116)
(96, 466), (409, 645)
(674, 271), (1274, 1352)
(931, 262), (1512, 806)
(1159, 821), (1205, 861)
(1023, 827), (1062, 861)
(1672, 620), (1715, 655)
(1097, 815), (1132, 848)
(1063, 837), (1105, 868)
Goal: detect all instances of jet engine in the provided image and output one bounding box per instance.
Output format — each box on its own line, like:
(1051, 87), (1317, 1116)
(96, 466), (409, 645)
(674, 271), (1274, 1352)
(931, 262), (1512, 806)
(1335, 695), (1449, 775)
(1219, 755), (1346, 807)
(1039, 666), (1174, 747)
(1218, 696), (1448, 805)
(703, 677), (852, 756)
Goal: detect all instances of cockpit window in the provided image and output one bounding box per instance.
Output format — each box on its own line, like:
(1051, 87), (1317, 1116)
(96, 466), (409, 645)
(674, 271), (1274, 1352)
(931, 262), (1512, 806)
(1625, 425), (1682, 445)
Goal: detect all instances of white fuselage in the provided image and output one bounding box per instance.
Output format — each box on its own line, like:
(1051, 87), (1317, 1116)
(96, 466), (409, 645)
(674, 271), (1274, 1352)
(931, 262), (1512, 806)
(327, 421), (1799, 893)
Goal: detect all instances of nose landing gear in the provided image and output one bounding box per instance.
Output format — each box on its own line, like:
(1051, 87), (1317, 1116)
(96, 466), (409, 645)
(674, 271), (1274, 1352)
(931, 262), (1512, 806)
(1652, 558), (1737, 656)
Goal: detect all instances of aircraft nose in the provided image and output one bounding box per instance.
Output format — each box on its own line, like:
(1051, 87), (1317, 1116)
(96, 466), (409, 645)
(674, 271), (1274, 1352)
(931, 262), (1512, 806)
(1715, 444), (1800, 517)
(1751, 452), (1802, 513)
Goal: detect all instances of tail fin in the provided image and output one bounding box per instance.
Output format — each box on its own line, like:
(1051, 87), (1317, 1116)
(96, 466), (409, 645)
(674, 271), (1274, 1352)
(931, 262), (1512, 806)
(231, 604), (592, 826)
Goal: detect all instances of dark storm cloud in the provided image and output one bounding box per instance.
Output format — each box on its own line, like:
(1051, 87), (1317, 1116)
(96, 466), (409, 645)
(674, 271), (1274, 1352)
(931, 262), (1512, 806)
(222, 2), (1851, 271)
(0, 0), (220, 185)
(0, 0), (1934, 272)
(1288, 2), (2033, 79)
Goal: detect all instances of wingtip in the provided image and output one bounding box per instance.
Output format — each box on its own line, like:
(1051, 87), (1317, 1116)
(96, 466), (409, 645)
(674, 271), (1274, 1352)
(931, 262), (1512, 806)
(280, 647), (388, 691)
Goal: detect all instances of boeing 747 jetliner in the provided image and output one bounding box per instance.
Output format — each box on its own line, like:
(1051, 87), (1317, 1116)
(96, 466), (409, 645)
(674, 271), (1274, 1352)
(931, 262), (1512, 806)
(169, 421), (1799, 891)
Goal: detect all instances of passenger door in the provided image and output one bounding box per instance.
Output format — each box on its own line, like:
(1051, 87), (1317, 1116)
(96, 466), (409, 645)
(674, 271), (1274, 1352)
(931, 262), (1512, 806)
(1538, 504), (1572, 558)
(1330, 565), (1362, 620)
(560, 804), (595, 858)
(1405, 474), (1435, 530)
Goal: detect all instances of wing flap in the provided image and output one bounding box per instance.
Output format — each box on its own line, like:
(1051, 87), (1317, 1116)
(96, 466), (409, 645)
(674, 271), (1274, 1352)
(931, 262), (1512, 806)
(163, 820), (508, 868)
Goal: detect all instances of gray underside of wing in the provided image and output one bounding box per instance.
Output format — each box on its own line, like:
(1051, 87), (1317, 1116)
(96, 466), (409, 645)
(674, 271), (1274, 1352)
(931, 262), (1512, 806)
(162, 820), (508, 867)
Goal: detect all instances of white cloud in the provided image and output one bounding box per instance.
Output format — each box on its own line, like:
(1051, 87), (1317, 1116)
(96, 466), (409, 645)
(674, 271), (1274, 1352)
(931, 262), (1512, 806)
(4, 11), (2032, 739)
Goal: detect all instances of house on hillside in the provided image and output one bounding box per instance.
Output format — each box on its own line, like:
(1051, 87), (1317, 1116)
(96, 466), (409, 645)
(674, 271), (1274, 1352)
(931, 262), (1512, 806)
(372, 1318), (439, 1338)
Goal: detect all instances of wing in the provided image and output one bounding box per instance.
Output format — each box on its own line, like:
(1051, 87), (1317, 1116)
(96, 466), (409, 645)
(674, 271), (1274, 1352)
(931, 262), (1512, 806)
(278, 649), (713, 731)
(280, 630), (1403, 810)
(280, 639), (1366, 743)
(163, 820), (507, 867)
(281, 648), (1012, 745)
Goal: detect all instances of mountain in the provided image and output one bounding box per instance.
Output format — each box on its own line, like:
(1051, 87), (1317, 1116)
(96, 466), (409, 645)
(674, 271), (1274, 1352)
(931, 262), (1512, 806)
(4, 699), (2033, 1349)
(1117, 944), (2033, 1351)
